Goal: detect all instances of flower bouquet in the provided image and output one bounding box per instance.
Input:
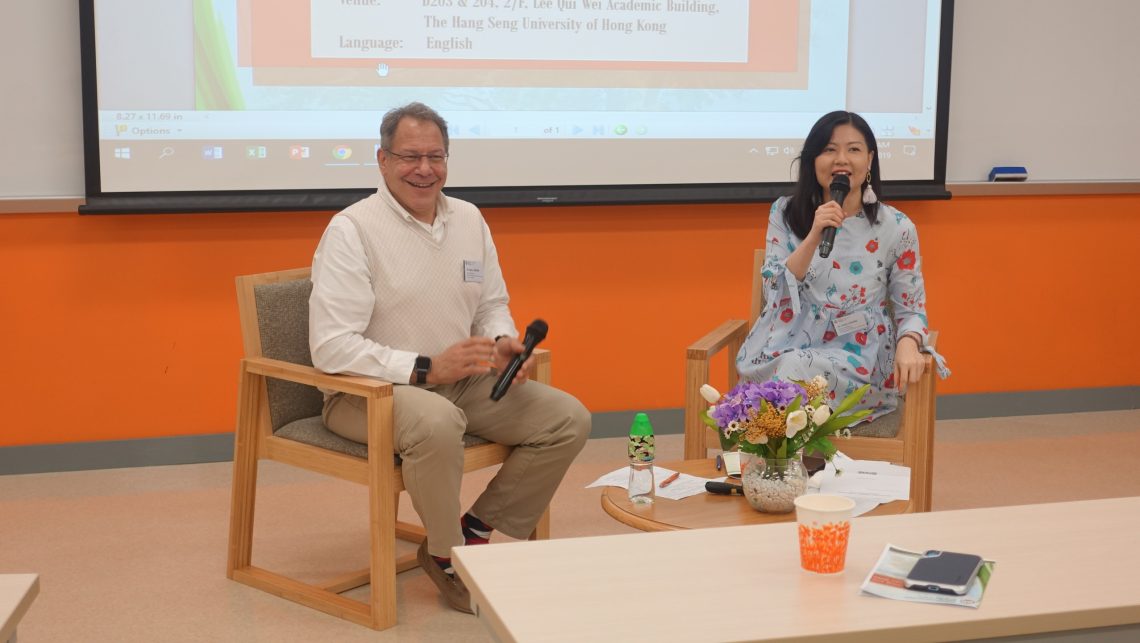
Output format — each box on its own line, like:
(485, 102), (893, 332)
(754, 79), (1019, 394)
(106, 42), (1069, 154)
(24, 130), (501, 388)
(700, 376), (871, 461)
(700, 376), (871, 512)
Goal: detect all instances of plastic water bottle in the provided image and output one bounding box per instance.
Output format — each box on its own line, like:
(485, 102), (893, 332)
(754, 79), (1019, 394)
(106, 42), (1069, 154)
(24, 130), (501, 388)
(627, 412), (655, 504)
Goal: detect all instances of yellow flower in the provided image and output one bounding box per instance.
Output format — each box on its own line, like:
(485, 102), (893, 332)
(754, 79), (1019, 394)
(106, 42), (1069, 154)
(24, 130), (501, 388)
(742, 405), (786, 443)
(743, 429), (769, 445)
(801, 375), (828, 401)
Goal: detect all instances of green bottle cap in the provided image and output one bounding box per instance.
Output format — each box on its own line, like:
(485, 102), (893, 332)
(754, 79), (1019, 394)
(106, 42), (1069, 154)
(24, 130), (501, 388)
(629, 412), (653, 436)
(628, 413), (655, 462)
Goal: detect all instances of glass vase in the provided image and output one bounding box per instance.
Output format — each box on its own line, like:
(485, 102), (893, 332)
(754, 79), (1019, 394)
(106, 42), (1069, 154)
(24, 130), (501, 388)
(741, 453), (808, 514)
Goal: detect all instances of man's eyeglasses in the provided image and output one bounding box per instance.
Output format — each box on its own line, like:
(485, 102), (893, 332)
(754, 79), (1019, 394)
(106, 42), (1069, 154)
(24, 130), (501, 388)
(384, 149), (448, 166)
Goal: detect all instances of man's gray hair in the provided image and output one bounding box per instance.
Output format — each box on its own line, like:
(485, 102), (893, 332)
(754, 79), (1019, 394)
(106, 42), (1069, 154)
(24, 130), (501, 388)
(379, 102), (450, 152)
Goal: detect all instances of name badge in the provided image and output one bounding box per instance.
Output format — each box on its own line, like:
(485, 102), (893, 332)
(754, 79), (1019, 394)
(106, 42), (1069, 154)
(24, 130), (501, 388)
(463, 260), (484, 283)
(832, 311), (870, 336)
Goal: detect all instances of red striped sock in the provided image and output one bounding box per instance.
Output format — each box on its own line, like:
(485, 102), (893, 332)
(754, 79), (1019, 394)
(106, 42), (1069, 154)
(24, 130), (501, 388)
(461, 513), (493, 546)
(431, 555), (454, 576)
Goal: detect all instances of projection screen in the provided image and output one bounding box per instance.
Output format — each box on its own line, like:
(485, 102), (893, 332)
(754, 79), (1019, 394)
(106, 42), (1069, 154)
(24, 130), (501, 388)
(79, 0), (954, 213)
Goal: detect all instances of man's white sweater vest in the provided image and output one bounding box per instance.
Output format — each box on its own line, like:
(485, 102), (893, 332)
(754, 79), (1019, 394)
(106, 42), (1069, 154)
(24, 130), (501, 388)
(341, 192), (489, 357)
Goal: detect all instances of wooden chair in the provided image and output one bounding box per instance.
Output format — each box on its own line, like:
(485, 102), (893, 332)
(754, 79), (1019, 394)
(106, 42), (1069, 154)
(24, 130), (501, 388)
(683, 250), (938, 512)
(226, 267), (551, 630)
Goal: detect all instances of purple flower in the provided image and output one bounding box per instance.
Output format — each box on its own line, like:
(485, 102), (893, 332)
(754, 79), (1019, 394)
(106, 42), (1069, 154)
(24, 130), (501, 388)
(708, 379), (807, 428)
(751, 379), (807, 408)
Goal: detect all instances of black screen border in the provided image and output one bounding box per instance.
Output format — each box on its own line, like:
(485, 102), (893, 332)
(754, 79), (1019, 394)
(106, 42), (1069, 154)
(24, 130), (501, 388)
(78, 0), (955, 214)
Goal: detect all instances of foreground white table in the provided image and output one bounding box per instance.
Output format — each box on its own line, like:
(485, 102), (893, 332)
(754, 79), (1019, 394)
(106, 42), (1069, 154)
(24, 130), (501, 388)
(0, 575), (39, 643)
(453, 497), (1140, 642)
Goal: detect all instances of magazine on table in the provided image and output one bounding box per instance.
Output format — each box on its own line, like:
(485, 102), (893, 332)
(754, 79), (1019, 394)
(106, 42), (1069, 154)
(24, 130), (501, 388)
(860, 544), (996, 608)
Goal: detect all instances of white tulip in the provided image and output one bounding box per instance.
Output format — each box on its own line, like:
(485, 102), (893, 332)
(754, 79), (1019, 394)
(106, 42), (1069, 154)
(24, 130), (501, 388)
(699, 384), (721, 404)
(785, 409), (807, 437)
(811, 375), (828, 389)
(811, 404), (831, 425)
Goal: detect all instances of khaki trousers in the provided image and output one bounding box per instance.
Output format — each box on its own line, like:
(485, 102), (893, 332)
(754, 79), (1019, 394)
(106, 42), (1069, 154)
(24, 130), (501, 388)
(322, 373), (590, 558)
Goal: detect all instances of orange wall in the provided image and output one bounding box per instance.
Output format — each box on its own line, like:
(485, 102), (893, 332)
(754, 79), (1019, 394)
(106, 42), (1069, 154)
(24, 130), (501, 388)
(2, 193), (1138, 447)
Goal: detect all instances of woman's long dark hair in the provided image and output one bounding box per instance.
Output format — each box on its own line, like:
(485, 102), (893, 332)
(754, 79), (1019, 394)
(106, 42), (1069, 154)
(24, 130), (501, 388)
(784, 111), (883, 240)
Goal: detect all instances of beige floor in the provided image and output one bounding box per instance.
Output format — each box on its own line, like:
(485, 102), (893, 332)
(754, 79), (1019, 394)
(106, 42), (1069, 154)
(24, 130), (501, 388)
(2, 409), (1138, 642)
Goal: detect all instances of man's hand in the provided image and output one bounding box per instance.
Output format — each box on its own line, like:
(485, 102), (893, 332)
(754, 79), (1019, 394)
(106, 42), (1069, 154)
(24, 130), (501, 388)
(893, 334), (926, 395)
(492, 335), (533, 387)
(426, 337), (496, 385)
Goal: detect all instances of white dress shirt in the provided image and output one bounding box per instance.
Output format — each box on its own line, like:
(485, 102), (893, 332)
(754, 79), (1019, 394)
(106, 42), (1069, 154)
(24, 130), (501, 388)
(309, 189), (515, 384)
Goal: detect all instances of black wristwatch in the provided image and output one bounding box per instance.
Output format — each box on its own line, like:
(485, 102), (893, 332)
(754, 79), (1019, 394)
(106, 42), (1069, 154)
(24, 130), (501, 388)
(413, 355), (432, 384)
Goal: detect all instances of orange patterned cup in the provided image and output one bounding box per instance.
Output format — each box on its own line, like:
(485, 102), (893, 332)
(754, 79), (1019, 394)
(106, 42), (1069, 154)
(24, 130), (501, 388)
(794, 494), (856, 574)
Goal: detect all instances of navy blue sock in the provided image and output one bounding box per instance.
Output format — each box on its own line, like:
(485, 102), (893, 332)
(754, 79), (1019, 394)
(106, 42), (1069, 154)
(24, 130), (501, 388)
(431, 555), (454, 576)
(461, 512), (493, 545)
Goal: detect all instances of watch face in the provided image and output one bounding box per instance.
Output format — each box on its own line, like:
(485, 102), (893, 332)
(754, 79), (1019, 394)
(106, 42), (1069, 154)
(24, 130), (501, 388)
(414, 355), (431, 383)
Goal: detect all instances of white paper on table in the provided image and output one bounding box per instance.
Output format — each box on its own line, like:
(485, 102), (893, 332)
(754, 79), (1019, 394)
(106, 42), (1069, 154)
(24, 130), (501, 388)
(655, 473), (725, 500)
(817, 458), (910, 503)
(586, 466), (725, 500)
(585, 467), (642, 490)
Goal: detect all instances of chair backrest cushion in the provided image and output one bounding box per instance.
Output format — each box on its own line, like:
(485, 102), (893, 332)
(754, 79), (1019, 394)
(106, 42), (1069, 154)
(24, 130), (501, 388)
(253, 278), (324, 430)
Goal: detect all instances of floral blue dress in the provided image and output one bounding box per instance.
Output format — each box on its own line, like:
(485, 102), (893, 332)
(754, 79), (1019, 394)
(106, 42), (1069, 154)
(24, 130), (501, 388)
(736, 197), (949, 422)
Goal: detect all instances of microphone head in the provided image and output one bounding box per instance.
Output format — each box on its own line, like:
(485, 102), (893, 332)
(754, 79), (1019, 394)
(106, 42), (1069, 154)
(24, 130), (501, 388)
(524, 319), (549, 343)
(829, 173), (851, 194)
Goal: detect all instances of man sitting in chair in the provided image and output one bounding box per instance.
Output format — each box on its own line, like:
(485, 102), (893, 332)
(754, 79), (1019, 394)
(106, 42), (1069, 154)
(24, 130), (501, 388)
(308, 102), (591, 613)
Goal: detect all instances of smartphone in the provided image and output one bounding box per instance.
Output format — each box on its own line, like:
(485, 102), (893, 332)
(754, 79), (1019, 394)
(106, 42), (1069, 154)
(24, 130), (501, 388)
(904, 550), (984, 595)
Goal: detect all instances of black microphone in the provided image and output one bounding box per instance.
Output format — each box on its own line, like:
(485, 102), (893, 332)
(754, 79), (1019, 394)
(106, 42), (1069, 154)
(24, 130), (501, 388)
(705, 481), (745, 496)
(818, 174), (850, 258)
(489, 319), (548, 401)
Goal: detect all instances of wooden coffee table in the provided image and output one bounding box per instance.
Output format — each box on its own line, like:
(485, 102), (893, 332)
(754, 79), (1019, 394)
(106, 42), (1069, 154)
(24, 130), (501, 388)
(600, 458), (911, 532)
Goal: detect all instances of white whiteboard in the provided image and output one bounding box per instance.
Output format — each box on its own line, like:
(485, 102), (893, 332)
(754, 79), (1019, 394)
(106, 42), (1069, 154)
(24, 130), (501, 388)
(2, 0), (1139, 200)
(0, 0), (85, 199)
(946, 0), (1140, 182)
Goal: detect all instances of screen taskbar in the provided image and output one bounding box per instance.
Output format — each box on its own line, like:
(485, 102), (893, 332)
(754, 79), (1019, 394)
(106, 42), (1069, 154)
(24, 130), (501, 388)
(99, 110), (940, 141)
(96, 137), (937, 193)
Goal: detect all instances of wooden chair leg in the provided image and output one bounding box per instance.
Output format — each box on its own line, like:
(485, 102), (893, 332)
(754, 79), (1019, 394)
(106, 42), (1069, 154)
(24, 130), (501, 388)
(529, 507), (551, 540)
(367, 394), (398, 630)
(391, 489), (422, 572)
(227, 368), (261, 576)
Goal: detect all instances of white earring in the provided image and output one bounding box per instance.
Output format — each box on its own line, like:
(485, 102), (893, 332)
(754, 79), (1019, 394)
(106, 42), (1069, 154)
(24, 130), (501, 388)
(862, 178), (877, 205)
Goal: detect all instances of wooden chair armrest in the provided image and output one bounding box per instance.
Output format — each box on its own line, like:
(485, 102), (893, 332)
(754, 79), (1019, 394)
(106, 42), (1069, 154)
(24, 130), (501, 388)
(245, 348), (552, 397)
(686, 319), (749, 361)
(242, 356), (393, 398)
(683, 319), (749, 459)
(529, 347), (551, 371)
(526, 348), (551, 385)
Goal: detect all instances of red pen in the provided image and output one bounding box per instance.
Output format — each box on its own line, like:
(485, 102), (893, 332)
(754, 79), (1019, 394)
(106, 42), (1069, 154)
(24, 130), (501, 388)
(658, 471), (681, 488)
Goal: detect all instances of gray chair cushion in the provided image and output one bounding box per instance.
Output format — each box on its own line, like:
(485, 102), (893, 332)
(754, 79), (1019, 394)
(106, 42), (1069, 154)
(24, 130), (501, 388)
(848, 397), (904, 439)
(254, 278), (323, 431)
(276, 416), (370, 458)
